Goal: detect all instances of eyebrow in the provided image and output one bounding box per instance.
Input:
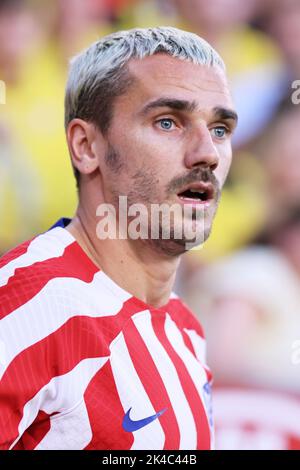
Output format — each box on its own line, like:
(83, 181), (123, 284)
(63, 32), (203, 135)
(139, 98), (198, 116)
(213, 106), (238, 124)
(138, 97), (238, 124)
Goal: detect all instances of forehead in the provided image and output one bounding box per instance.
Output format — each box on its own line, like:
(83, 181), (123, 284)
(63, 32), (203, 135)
(122, 54), (233, 113)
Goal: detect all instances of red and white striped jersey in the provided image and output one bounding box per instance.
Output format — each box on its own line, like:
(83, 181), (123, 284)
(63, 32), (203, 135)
(0, 219), (213, 450)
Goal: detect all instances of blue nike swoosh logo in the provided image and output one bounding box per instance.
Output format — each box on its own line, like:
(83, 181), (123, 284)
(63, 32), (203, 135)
(122, 407), (167, 432)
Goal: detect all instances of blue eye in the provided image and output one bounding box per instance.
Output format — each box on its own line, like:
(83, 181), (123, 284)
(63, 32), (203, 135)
(158, 118), (174, 130)
(213, 126), (227, 138)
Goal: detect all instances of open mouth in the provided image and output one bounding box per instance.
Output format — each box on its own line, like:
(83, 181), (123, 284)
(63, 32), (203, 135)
(177, 182), (215, 203)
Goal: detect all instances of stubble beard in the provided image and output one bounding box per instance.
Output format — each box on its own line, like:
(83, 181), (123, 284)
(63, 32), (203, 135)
(104, 144), (220, 256)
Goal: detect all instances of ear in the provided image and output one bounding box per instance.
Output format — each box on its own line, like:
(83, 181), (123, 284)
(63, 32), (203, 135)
(66, 119), (106, 176)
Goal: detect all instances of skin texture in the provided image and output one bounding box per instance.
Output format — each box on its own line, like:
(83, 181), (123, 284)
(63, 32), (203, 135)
(66, 54), (237, 307)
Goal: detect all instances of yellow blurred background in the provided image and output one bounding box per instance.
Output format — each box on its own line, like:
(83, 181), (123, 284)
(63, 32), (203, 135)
(1, 0), (300, 450)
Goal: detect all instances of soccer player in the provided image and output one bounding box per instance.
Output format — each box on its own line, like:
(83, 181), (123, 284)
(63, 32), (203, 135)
(0, 27), (237, 450)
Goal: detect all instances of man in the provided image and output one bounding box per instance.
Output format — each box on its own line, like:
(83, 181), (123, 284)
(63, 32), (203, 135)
(0, 27), (237, 450)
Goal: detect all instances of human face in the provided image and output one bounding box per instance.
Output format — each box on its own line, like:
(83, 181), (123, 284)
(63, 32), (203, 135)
(98, 54), (237, 255)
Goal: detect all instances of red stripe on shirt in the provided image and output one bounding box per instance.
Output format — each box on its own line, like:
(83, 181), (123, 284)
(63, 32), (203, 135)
(0, 317), (108, 449)
(12, 410), (51, 450)
(0, 242), (98, 320)
(0, 298), (145, 449)
(84, 360), (134, 450)
(0, 238), (34, 270)
(151, 314), (210, 450)
(168, 299), (205, 339)
(181, 328), (197, 356)
(181, 329), (212, 383)
(123, 316), (181, 450)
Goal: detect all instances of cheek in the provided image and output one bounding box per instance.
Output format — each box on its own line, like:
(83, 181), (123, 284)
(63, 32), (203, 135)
(123, 126), (177, 172)
(215, 145), (232, 186)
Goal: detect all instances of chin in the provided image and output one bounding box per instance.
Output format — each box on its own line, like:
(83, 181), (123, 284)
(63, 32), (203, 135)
(148, 238), (189, 257)
(147, 226), (212, 257)
(177, 218), (213, 246)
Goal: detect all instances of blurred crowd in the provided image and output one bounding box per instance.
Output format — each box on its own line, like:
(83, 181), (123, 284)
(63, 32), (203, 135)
(1, 0), (300, 450)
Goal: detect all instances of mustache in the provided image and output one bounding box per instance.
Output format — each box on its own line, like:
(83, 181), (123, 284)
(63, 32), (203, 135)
(166, 168), (220, 197)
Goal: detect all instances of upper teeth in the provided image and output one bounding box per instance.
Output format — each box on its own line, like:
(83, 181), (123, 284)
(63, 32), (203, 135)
(190, 189), (205, 193)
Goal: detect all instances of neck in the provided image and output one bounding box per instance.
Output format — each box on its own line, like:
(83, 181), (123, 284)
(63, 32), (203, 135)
(67, 204), (180, 308)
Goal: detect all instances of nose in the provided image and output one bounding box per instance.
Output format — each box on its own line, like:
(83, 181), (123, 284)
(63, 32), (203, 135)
(184, 123), (219, 171)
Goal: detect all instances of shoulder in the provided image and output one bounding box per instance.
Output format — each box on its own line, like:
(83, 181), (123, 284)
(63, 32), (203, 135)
(0, 226), (103, 327)
(0, 227), (102, 384)
(0, 228), (78, 309)
(167, 294), (205, 339)
(0, 226), (75, 270)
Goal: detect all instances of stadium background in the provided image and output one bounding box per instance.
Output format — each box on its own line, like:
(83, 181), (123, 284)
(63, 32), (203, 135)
(1, 0), (300, 450)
